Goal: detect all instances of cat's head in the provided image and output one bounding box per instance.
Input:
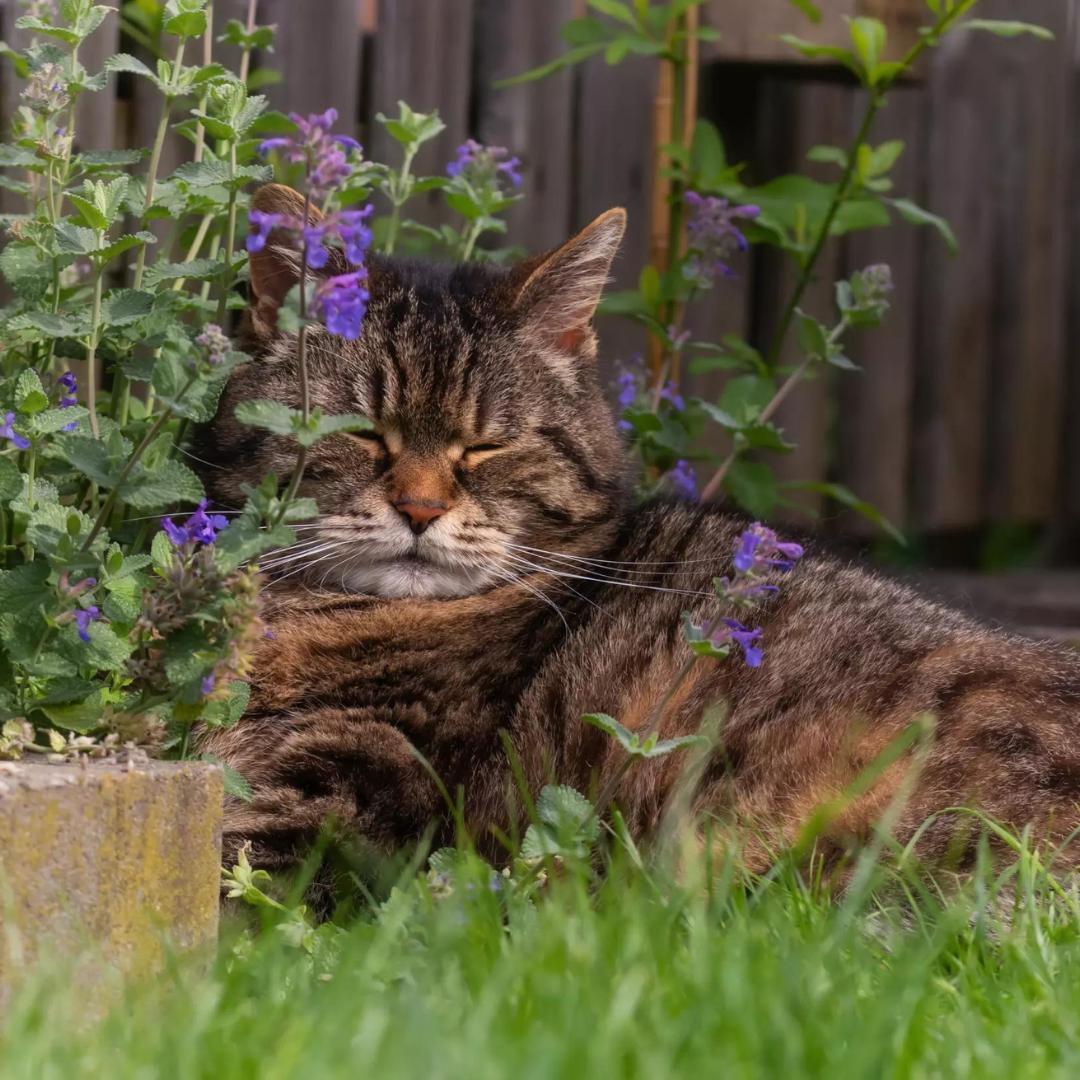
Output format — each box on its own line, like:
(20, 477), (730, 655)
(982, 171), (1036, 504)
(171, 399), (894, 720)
(195, 183), (631, 599)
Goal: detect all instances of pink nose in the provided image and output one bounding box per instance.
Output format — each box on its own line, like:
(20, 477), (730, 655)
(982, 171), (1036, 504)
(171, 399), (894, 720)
(392, 496), (449, 535)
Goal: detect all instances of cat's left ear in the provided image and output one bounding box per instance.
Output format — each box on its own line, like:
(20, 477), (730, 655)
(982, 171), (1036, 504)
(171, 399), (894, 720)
(513, 208), (626, 360)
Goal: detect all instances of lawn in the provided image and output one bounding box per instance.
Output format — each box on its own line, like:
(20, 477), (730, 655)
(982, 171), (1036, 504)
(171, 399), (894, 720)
(5, 840), (1080, 1079)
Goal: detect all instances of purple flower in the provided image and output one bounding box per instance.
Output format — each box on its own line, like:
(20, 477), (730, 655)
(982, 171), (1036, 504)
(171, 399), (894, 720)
(667, 459), (697, 500)
(57, 370), (77, 407)
(74, 605), (100, 643)
(659, 381), (685, 412)
(715, 618), (763, 668)
(684, 191), (760, 285)
(195, 324), (230, 366)
(201, 673), (216, 697)
(734, 523), (804, 575)
(0, 412), (29, 450)
(161, 499), (229, 548)
(448, 139), (523, 191)
(336, 205), (374, 264)
(246, 209), (284, 254)
(258, 109), (361, 202)
(315, 271), (370, 340)
(616, 367), (640, 432)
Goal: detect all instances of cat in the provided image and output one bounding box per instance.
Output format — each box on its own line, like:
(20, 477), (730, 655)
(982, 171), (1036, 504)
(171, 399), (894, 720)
(194, 183), (1080, 888)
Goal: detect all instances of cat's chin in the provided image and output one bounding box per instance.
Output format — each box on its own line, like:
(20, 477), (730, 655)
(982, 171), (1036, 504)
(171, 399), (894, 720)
(336, 558), (497, 599)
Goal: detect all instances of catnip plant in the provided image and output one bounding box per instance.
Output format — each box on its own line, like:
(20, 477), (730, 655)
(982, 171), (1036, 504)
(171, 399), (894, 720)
(506, 0), (1051, 528)
(0, 0), (531, 771)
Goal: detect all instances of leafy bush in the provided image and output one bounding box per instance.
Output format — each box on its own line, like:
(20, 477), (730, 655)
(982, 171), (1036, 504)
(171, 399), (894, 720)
(0, 0), (1047, 784)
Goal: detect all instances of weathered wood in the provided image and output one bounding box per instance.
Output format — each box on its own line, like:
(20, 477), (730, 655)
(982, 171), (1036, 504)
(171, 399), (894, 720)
(703, 0), (925, 66)
(577, 52), (656, 380)
(755, 78), (852, 517)
(74, 0), (120, 157)
(367, 0), (474, 228)
(262, 0), (362, 139)
(980, 0), (1070, 524)
(837, 83), (926, 533)
(472, 0), (576, 255)
(912, 30), (997, 531)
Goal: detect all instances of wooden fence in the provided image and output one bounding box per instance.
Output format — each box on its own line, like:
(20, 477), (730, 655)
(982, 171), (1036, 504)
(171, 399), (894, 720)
(0, 0), (1076, 545)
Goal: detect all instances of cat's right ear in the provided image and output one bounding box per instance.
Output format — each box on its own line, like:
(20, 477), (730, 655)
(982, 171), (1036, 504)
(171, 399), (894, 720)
(247, 183), (347, 337)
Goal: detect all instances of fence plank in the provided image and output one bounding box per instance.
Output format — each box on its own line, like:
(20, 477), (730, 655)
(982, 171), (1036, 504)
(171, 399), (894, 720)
(755, 78), (852, 518)
(837, 84), (926, 533)
(367, 0), (474, 229)
(75, 0), (120, 155)
(576, 53), (657, 379)
(472, 0), (575, 255)
(262, 0), (362, 138)
(912, 31), (997, 531)
(982, 0), (1071, 524)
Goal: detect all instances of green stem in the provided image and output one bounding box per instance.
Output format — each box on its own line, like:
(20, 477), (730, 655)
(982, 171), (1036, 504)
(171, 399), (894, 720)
(132, 39), (185, 292)
(274, 190), (313, 523)
(192, 1), (214, 164)
(216, 139), (239, 324)
(384, 145), (417, 256)
(82, 374), (197, 550)
(239, 0), (258, 85)
(171, 211), (214, 292)
(85, 265), (104, 438)
(761, 4), (968, 372)
(763, 97), (881, 371)
(459, 218), (484, 262)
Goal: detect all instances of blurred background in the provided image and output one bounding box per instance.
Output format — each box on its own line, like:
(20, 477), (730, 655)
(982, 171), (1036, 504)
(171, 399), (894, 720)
(0, 0), (1077, 629)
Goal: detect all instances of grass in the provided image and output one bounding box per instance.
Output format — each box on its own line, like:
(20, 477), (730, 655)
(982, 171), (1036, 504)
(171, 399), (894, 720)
(5, 829), (1080, 1079)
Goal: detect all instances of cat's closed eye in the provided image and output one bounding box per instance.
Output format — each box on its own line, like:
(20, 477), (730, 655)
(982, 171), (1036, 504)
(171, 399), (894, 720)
(461, 443), (507, 466)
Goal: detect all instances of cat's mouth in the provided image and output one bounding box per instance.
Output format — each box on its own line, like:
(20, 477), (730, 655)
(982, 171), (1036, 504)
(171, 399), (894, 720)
(330, 540), (502, 600)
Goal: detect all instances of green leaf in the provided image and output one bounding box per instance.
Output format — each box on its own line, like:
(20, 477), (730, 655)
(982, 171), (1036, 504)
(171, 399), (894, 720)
(786, 0), (822, 21)
(779, 34), (857, 72)
(848, 16), (886, 84)
(521, 784), (599, 860)
(29, 406), (88, 434)
(101, 288), (154, 326)
(961, 19), (1053, 40)
(299, 412), (372, 448)
(724, 459), (777, 518)
(788, 481), (905, 544)
(0, 457), (21, 502)
(143, 257), (222, 286)
(717, 374), (775, 425)
(888, 197), (957, 254)
(8, 310), (88, 337)
(121, 459), (205, 509)
(104, 52), (160, 85)
(41, 696), (106, 734)
(234, 399), (296, 436)
(795, 312), (830, 359)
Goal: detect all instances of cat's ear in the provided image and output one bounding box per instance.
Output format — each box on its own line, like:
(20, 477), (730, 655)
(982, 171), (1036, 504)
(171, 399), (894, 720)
(247, 183), (348, 336)
(513, 208), (626, 360)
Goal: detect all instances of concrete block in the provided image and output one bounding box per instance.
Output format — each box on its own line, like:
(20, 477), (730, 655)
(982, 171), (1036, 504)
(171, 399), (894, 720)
(0, 758), (223, 1007)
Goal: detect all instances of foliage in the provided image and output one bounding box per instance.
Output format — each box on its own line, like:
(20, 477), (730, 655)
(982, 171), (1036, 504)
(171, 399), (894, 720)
(0, 1), (528, 761)
(510, 0), (1050, 529)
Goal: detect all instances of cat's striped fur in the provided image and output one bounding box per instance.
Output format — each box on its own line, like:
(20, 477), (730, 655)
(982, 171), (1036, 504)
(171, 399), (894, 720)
(195, 185), (1080, 885)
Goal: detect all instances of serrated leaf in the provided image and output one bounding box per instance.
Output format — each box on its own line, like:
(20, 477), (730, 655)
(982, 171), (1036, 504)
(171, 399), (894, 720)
(0, 457), (21, 502)
(102, 288), (154, 326)
(29, 406), (87, 434)
(121, 459), (205, 509)
(9, 310), (88, 337)
(234, 399), (296, 436)
(143, 257), (222, 286)
(961, 19), (1053, 40)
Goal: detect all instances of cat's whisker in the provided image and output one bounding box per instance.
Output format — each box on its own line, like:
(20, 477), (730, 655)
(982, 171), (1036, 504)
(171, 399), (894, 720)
(270, 545), (349, 586)
(482, 558), (571, 633)
(259, 540), (348, 572)
(499, 551), (715, 599)
(494, 553), (605, 615)
(504, 541), (731, 572)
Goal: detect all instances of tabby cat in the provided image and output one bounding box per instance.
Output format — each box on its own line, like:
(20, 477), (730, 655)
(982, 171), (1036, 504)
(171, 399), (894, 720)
(195, 184), (1080, 885)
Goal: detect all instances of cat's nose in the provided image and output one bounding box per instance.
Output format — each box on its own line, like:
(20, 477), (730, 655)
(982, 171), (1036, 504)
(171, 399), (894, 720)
(392, 496), (449, 535)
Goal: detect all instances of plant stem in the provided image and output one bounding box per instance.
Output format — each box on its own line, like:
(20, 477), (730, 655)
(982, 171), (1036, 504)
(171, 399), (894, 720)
(132, 38), (185, 292)
(82, 375), (197, 550)
(459, 218), (484, 262)
(763, 98), (881, 371)
(192, 2), (214, 164)
(85, 265), (104, 437)
(274, 190), (313, 522)
(170, 210), (214, 292)
(216, 139), (239, 324)
(239, 0), (258, 85)
(384, 146), (417, 256)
